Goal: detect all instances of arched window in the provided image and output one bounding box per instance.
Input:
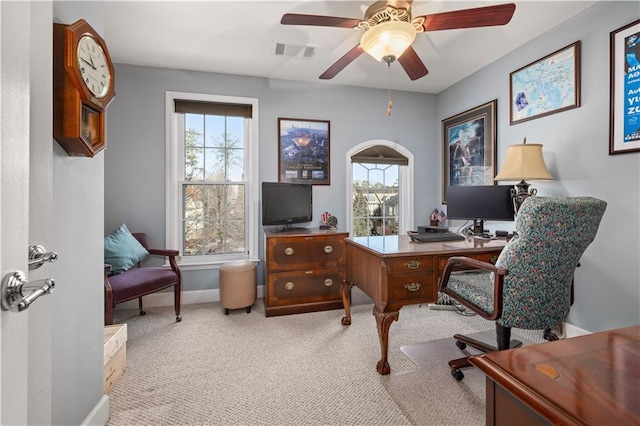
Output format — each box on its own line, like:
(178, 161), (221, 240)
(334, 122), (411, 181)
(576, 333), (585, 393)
(346, 141), (414, 237)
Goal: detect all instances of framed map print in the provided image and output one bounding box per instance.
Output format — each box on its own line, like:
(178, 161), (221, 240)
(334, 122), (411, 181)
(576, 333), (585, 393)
(510, 41), (581, 125)
(278, 118), (330, 184)
(609, 19), (640, 155)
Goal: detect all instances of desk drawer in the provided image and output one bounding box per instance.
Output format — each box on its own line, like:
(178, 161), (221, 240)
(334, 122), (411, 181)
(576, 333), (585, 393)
(387, 257), (434, 273)
(267, 268), (343, 307)
(389, 274), (436, 303)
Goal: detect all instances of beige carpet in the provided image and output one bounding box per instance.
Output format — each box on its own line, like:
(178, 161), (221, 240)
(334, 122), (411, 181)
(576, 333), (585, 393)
(383, 329), (543, 425)
(107, 300), (545, 425)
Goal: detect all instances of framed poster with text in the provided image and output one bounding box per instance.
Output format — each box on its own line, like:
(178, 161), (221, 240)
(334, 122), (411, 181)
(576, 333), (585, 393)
(278, 118), (330, 184)
(609, 19), (640, 155)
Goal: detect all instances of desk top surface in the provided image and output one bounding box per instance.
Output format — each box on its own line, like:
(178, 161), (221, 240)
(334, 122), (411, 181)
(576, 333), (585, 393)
(471, 325), (640, 425)
(347, 235), (507, 256)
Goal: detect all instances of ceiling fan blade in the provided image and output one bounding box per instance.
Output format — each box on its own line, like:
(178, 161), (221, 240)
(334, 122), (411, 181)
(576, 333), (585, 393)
(319, 45), (365, 80)
(397, 47), (429, 81)
(281, 13), (361, 28)
(417, 3), (516, 32)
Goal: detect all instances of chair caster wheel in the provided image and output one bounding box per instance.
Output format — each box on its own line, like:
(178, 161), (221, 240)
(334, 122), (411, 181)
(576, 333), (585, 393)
(176, 315), (182, 322)
(140, 310), (146, 316)
(544, 329), (559, 341)
(451, 369), (464, 381)
(456, 340), (467, 350)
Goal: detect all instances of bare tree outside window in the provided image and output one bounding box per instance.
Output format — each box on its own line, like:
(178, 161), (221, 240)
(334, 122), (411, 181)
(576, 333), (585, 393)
(183, 114), (246, 256)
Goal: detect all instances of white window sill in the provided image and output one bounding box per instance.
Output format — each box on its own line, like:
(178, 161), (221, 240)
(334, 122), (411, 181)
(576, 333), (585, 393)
(164, 257), (261, 271)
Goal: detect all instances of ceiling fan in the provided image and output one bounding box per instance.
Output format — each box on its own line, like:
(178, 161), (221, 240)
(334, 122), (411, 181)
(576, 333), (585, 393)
(281, 1), (516, 81)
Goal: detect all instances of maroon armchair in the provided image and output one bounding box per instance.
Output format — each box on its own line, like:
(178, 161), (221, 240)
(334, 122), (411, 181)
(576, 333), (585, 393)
(104, 233), (182, 325)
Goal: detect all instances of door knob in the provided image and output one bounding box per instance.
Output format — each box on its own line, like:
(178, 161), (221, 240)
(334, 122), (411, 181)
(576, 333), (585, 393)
(28, 245), (58, 270)
(1, 271), (55, 312)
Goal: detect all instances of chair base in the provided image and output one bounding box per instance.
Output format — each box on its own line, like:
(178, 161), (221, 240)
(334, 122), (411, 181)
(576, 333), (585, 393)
(448, 325), (522, 381)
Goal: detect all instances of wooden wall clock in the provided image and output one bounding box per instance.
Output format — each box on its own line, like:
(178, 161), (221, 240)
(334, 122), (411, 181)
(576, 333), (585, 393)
(53, 19), (115, 157)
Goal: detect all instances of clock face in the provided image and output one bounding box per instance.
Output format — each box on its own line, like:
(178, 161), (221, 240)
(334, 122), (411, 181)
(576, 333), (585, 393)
(77, 35), (110, 98)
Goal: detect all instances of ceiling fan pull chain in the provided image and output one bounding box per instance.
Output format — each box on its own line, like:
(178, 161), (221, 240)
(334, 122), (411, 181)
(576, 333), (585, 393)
(387, 63), (393, 117)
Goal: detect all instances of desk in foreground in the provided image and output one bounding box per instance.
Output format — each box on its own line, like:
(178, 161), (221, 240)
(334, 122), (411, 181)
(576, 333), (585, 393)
(341, 235), (506, 375)
(470, 325), (640, 425)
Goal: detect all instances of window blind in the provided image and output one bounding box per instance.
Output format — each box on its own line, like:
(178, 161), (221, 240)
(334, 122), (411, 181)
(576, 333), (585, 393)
(174, 100), (252, 118)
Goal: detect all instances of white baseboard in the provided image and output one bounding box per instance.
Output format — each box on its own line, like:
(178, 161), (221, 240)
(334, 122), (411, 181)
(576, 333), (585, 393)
(81, 395), (109, 426)
(114, 285), (265, 311)
(114, 287), (593, 339)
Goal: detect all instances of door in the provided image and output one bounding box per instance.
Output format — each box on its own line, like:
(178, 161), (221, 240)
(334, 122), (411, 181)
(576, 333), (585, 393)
(1, 2), (53, 424)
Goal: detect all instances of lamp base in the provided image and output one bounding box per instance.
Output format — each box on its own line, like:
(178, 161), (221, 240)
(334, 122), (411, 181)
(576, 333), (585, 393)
(512, 180), (537, 213)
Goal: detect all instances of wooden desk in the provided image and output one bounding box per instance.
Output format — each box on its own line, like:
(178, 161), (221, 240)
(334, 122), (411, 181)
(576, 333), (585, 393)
(340, 234), (506, 375)
(470, 325), (640, 425)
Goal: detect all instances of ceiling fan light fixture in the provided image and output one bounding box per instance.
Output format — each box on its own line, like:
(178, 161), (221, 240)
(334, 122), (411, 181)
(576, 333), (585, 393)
(360, 20), (416, 62)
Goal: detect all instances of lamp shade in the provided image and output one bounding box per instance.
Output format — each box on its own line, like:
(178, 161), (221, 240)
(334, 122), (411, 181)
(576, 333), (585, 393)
(494, 143), (554, 181)
(360, 21), (416, 62)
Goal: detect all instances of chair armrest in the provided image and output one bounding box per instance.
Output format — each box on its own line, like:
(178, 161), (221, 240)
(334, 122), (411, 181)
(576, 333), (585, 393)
(147, 248), (179, 257)
(147, 248), (181, 275)
(104, 265), (113, 298)
(440, 256), (506, 288)
(439, 256), (508, 321)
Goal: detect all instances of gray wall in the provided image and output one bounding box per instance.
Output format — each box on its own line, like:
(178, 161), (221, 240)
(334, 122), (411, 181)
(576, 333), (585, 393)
(105, 1), (639, 332)
(104, 67), (438, 290)
(437, 1), (640, 332)
(51, 1), (106, 424)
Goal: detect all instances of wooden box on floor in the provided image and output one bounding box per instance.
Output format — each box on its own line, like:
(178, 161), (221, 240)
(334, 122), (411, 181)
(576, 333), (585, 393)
(104, 324), (127, 393)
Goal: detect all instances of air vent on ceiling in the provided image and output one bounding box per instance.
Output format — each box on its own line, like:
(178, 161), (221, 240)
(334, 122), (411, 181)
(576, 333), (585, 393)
(273, 42), (316, 59)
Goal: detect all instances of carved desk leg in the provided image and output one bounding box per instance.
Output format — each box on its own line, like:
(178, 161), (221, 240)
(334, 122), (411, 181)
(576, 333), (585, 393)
(340, 280), (354, 325)
(373, 305), (399, 375)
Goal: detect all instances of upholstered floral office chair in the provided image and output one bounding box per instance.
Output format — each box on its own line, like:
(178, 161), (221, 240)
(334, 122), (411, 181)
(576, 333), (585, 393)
(439, 196), (606, 380)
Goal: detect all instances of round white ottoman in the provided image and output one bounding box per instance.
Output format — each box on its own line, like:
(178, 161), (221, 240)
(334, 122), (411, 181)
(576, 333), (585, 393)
(219, 260), (257, 315)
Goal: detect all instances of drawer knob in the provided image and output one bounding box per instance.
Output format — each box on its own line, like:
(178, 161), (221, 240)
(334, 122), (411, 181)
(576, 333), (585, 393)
(324, 279), (333, 287)
(405, 260), (421, 269)
(404, 282), (421, 292)
(284, 281), (294, 291)
(324, 245), (333, 254)
(284, 247), (294, 256)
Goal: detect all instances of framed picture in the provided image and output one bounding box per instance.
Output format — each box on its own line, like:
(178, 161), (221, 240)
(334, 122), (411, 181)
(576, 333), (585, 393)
(609, 19), (640, 155)
(442, 100), (497, 203)
(510, 41), (581, 125)
(278, 118), (330, 185)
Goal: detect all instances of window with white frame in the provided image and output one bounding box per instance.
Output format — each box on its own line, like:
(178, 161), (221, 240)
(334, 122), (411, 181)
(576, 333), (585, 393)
(166, 92), (259, 268)
(352, 163), (400, 237)
(346, 141), (414, 237)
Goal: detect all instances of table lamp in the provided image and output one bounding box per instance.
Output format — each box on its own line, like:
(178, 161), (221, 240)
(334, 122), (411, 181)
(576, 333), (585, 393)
(494, 138), (554, 213)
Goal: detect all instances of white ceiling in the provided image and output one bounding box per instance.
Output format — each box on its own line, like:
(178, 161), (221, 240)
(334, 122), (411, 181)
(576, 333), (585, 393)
(104, 1), (597, 94)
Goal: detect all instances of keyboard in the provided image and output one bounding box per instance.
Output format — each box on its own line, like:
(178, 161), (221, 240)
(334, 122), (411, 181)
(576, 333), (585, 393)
(409, 232), (466, 243)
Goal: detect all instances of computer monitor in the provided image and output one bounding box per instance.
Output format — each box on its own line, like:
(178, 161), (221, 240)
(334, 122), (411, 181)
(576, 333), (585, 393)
(446, 185), (515, 234)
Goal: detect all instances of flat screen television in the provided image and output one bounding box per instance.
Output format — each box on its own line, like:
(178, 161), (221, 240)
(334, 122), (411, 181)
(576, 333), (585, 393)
(446, 185), (515, 234)
(262, 182), (313, 232)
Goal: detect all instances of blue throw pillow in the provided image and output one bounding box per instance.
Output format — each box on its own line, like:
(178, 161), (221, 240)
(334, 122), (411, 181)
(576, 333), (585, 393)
(104, 224), (149, 274)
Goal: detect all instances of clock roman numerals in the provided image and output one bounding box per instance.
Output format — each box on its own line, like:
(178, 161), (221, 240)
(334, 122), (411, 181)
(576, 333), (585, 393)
(76, 35), (110, 98)
(54, 19), (114, 157)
